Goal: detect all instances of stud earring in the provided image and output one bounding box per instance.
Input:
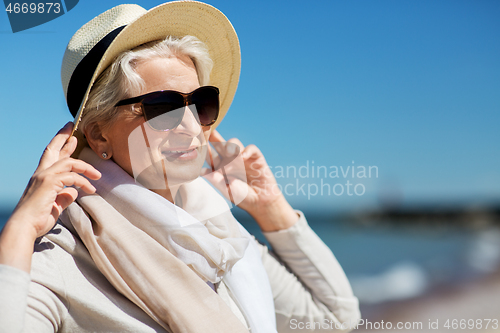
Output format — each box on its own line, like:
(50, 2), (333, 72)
(102, 152), (108, 159)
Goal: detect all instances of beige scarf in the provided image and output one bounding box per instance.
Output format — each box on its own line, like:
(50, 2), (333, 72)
(60, 147), (253, 333)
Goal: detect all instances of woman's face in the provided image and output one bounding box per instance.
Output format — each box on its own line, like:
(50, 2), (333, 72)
(100, 55), (211, 191)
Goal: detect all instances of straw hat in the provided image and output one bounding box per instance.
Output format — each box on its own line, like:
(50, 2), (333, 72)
(61, 1), (240, 142)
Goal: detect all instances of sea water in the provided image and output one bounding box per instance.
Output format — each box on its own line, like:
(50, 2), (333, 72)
(1, 208), (499, 306)
(236, 210), (500, 306)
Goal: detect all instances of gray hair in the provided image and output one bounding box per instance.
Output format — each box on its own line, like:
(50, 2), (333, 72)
(80, 35), (213, 139)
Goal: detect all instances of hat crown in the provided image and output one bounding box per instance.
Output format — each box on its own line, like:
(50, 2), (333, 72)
(61, 0), (240, 138)
(61, 4), (146, 98)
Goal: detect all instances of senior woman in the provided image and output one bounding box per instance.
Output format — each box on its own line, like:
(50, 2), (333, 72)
(0, 1), (360, 332)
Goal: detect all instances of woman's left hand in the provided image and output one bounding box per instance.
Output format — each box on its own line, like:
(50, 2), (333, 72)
(202, 130), (298, 232)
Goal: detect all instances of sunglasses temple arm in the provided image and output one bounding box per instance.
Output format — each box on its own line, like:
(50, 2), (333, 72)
(208, 144), (216, 173)
(221, 168), (235, 206)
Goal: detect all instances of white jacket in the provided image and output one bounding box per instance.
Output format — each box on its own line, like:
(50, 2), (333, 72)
(0, 211), (360, 332)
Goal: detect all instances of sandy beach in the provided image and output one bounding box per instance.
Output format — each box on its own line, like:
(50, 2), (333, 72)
(355, 270), (500, 332)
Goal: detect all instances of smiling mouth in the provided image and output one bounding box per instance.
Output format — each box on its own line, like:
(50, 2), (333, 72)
(163, 145), (198, 153)
(161, 146), (199, 160)
(165, 148), (195, 154)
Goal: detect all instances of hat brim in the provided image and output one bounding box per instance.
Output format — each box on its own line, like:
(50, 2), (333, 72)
(71, 1), (240, 146)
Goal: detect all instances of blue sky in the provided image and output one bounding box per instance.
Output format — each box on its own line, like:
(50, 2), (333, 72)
(1, 0), (499, 213)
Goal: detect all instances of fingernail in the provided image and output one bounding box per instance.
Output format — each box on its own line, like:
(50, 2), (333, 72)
(59, 122), (73, 133)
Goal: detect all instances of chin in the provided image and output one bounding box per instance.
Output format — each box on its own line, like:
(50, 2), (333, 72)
(134, 155), (204, 190)
(163, 158), (205, 186)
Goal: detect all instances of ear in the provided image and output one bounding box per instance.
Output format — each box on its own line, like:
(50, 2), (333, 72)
(84, 123), (112, 159)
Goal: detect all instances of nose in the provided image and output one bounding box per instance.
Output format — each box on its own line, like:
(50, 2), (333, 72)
(172, 105), (202, 137)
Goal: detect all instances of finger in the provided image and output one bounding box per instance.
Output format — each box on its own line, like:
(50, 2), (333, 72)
(49, 187), (79, 224)
(204, 140), (225, 169)
(46, 158), (101, 181)
(55, 187), (79, 211)
(38, 122), (74, 170)
(46, 122), (74, 152)
(206, 131), (245, 170)
(210, 138), (243, 164)
(241, 144), (263, 160)
(208, 130), (227, 157)
(49, 205), (60, 230)
(209, 129), (225, 143)
(54, 173), (97, 194)
(208, 142), (238, 170)
(226, 138), (244, 156)
(59, 136), (77, 159)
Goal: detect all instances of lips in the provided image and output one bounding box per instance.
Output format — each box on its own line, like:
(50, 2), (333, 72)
(165, 148), (196, 154)
(161, 146), (199, 160)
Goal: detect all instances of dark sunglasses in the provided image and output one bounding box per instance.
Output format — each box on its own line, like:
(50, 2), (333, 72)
(115, 86), (220, 131)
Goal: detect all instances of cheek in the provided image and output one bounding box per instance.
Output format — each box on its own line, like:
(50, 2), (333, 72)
(109, 118), (148, 176)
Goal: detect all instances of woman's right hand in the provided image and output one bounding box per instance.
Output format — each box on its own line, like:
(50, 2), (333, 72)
(0, 122), (101, 272)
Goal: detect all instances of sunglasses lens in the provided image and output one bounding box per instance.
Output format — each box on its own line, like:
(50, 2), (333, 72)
(192, 87), (219, 126)
(143, 92), (184, 131)
(137, 87), (219, 131)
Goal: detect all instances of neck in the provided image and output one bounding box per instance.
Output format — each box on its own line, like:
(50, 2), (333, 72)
(151, 184), (180, 204)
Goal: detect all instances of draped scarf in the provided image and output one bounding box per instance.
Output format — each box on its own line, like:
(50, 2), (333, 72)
(60, 147), (277, 333)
